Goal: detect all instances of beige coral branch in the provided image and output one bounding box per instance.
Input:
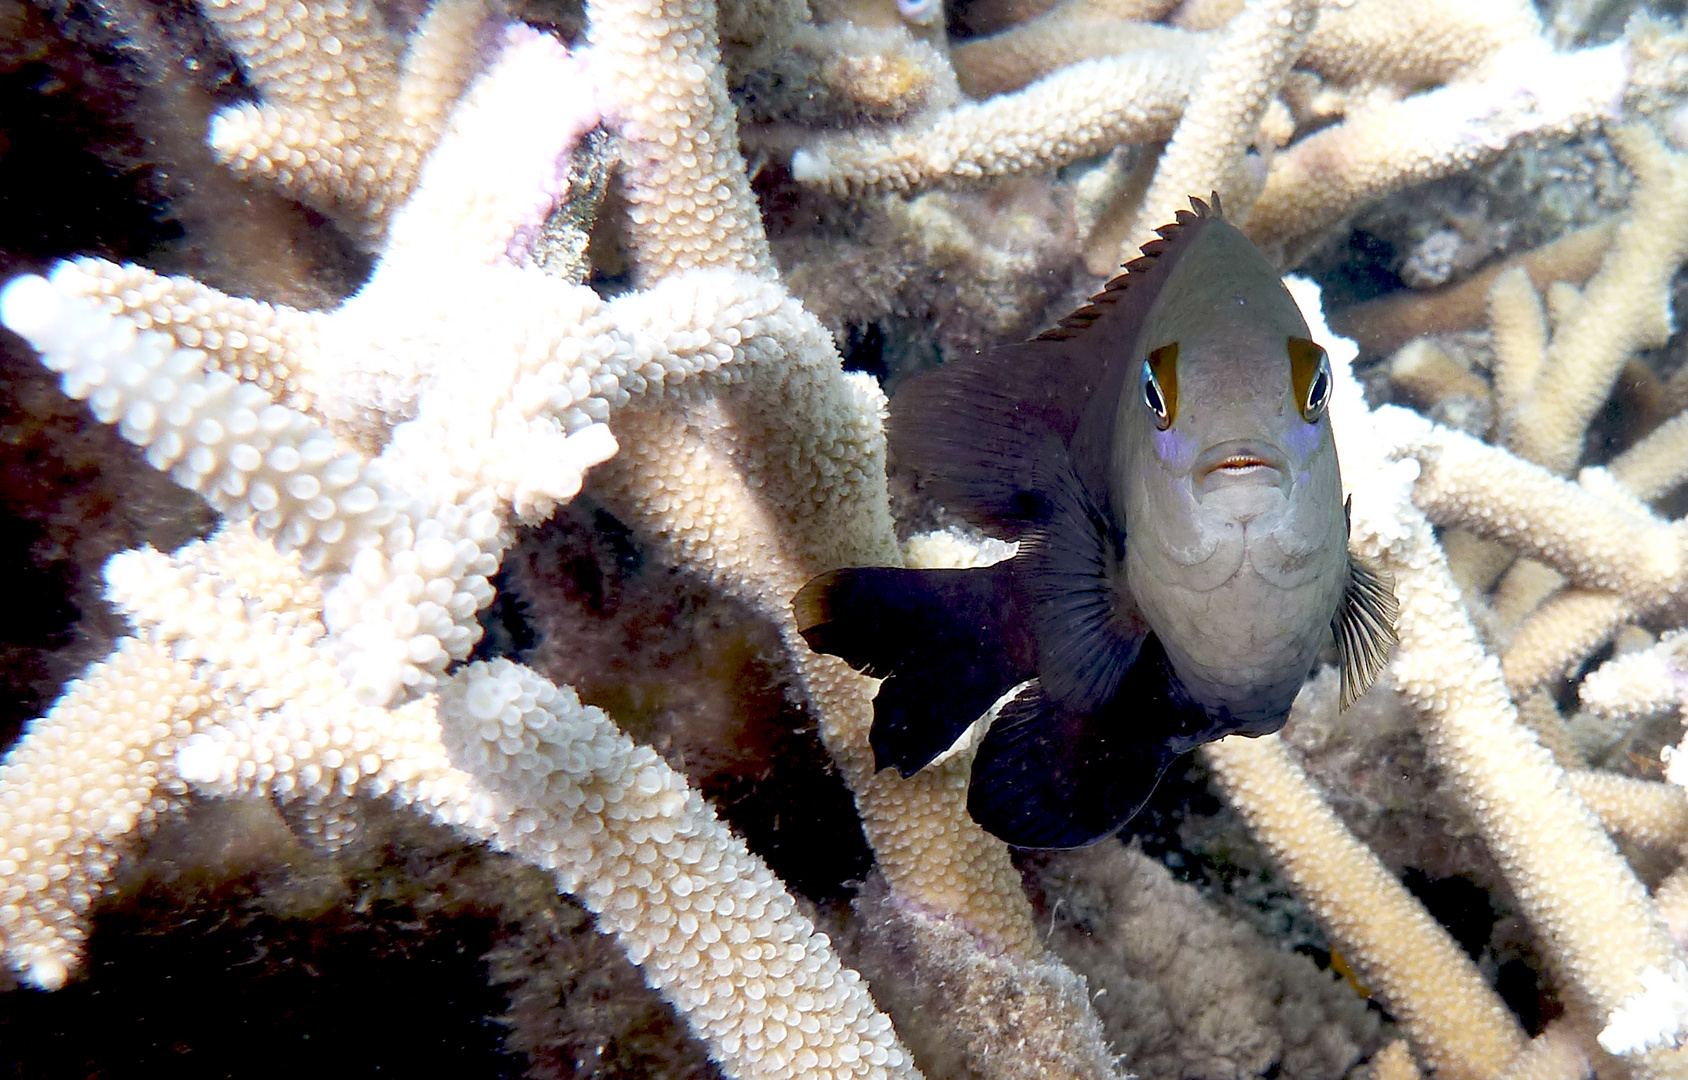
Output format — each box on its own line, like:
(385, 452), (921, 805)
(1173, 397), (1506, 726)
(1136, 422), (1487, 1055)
(1568, 772), (1688, 852)
(1401, 426), (1683, 602)
(587, 0), (774, 279)
(1331, 221), (1613, 356)
(1203, 732), (1527, 1080)
(1488, 265), (1551, 457)
(790, 51), (1196, 195)
(1365, 1040), (1424, 1080)
(1502, 588), (1633, 696)
(950, 10), (1201, 98)
(1610, 410), (1688, 504)
(1246, 41), (1627, 264)
(1503, 126), (1688, 475)
(1495, 1024), (1593, 1080)
(1299, 0), (1540, 94)
(1124, 0), (1315, 250)
(0, 638), (208, 991)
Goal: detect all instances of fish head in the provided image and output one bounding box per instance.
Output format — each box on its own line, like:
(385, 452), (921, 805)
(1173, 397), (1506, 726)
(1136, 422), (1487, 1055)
(1114, 217), (1348, 720)
(1113, 219), (1338, 551)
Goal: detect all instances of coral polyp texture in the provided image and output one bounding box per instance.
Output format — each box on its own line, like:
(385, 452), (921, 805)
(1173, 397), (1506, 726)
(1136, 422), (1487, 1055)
(7, 0), (1688, 1078)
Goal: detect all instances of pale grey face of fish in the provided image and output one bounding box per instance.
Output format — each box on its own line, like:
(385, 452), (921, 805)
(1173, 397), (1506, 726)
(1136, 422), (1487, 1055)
(1112, 222), (1349, 727)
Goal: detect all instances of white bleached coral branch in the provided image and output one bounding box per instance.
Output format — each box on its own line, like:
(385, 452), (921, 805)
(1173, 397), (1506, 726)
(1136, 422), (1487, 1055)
(1600, 962), (1688, 1057)
(204, 0), (496, 242)
(1581, 630), (1687, 723)
(441, 659), (915, 1078)
(15, 520), (919, 1078)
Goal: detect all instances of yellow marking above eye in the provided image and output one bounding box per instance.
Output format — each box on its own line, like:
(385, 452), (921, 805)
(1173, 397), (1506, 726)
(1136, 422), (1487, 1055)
(1141, 342), (1179, 430)
(1288, 336), (1330, 422)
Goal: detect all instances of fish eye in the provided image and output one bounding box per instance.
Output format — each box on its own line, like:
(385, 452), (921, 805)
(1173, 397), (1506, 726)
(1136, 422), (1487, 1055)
(1307, 365), (1330, 417)
(1141, 342), (1178, 430)
(1140, 362), (1165, 422)
(1288, 337), (1330, 423)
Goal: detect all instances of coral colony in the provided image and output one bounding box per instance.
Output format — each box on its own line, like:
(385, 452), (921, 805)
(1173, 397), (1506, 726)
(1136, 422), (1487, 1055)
(4, 0), (1688, 1077)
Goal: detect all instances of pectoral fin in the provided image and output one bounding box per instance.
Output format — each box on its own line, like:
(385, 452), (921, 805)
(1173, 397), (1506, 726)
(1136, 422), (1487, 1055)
(1017, 449), (1145, 714)
(795, 563), (1037, 777)
(1333, 556), (1398, 709)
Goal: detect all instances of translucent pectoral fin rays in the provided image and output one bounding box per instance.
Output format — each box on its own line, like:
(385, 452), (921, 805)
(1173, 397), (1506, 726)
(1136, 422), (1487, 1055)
(1333, 557), (1399, 709)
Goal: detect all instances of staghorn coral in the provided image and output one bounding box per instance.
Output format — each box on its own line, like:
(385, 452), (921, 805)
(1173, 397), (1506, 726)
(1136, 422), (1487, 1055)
(787, 0), (1644, 271)
(0, 10), (922, 1079)
(1120, 0), (1315, 249)
(202, 0), (497, 246)
(11, 1), (1688, 1079)
(1022, 842), (1383, 1080)
(0, 1), (1108, 1077)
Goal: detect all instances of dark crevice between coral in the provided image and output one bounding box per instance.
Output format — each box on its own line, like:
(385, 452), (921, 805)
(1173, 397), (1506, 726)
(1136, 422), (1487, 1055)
(1400, 867), (1496, 960)
(491, 501), (876, 902)
(1300, 229), (1404, 312)
(0, 329), (216, 756)
(840, 320), (890, 381)
(1, 793), (726, 1080)
(1114, 750), (1228, 882)
(0, 800), (531, 1077)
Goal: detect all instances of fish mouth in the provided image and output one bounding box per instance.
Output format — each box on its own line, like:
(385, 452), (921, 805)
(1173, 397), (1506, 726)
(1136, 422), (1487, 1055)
(1193, 439), (1290, 492)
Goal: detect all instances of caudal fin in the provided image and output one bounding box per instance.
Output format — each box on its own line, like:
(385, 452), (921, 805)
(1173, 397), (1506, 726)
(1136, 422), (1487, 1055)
(795, 563), (1036, 777)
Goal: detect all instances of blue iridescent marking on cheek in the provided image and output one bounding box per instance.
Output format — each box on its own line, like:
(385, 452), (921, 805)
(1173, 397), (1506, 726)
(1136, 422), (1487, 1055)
(1152, 426), (1197, 467)
(1282, 420), (1322, 460)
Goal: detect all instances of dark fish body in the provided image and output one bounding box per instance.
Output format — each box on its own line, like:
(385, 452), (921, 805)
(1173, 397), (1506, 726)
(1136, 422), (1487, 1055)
(796, 197), (1395, 849)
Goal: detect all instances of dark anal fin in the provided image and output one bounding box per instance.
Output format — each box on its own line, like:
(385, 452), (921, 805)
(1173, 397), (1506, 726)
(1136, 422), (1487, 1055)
(795, 563), (1036, 777)
(1333, 556), (1398, 709)
(967, 680), (1178, 849)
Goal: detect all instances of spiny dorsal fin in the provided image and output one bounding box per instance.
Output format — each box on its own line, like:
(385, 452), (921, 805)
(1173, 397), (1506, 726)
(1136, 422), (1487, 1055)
(1333, 556), (1398, 710)
(1036, 193), (1223, 342)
